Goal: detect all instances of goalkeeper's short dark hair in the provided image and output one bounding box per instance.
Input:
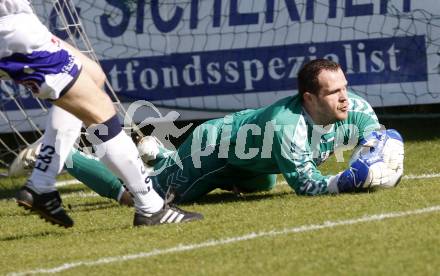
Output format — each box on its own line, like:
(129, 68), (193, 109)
(297, 59), (342, 99)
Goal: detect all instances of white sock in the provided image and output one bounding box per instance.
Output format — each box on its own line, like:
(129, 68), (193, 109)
(94, 131), (164, 213)
(28, 106), (82, 193)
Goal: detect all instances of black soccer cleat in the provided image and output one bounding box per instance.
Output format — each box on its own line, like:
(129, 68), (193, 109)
(16, 186), (74, 228)
(133, 204), (203, 227)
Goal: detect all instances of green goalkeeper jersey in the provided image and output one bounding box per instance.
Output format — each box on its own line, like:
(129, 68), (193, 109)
(63, 91), (380, 202)
(223, 91), (380, 195)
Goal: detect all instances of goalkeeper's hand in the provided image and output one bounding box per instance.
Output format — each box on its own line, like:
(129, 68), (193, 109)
(336, 155), (391, 192)
(334, 129), (404, 193)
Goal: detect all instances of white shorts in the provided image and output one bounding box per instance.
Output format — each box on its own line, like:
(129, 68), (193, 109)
(0, 12), (82, 100)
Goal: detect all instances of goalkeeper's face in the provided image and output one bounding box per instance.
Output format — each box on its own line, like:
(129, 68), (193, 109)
(311, 68), (349, 125)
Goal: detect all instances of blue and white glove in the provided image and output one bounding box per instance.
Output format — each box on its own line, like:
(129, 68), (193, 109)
(379, 129), (404, 187)
(337, 151), (390, 192)
(335, 129), (404, 192)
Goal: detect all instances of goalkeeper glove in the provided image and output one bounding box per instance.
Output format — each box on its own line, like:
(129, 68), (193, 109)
(337, 154), (390, 193)
(336, 129), (404, 193)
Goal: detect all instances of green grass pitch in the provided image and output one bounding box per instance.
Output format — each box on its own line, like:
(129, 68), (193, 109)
(1, 122), (439, 275)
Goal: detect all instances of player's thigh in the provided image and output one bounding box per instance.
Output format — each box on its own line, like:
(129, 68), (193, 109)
(58, 39), (106, 88)
(0, 14), (80, 100)
(166, 175), (221, 204)
(235, 174), (277, 192)
(217, 165), (277, 192)
(153, 155), (228, 202)
(176, 166), (276, 202)
(53, 70), (115, 126)
(153, 148), (228, 203)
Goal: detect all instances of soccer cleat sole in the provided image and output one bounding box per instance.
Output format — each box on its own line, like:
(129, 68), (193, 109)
(17, 202), (73, 228)
(16, 201), (74, 228)
(16, 198), (33, 210)
(15, 188), (74, 228)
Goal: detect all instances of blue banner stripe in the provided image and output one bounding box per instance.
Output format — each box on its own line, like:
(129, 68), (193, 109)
(101, 35), (427, 101)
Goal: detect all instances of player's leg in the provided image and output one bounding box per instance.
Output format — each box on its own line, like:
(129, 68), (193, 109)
(36, 40), (132, 205)
(152, 118), (229, 203)
(220, 170), (277, 194)
(64, 117), (271, 204)
(23, 106), (82, 192)
(10, 41), (131, 205)
(9, 140), (132, 205)
(8, 12), (201, 227)
(66, 149), (133, 206)
(53, 41), (203, 225)
(57, 40), (132, 205)
(53, 70), (115, 125)
(51, 71), (167, 212)
(235, 174), (277, 192)
(58, 39), (106, 88)
(150, 117), (277, 202)
(15, 105), (82, 227)
(0, 13), (81, 226)
(169, 168), (276, 203)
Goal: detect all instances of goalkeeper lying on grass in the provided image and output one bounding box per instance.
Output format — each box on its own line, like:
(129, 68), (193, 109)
(9, 59), (404, 205)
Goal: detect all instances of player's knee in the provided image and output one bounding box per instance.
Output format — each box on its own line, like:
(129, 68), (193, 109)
(244, 182), (275, 192)
(83, 60), (106, 88)
(93, 67), (106, 88)
(236, 174), (277, 193)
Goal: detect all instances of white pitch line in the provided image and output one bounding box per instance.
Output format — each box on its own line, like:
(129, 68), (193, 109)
(55, 179), (81, 187)
(62, 191), (99, 199)
(402, 173), (440, 180)
(8, 205), (440, 276)
(0, 190), (98, 203)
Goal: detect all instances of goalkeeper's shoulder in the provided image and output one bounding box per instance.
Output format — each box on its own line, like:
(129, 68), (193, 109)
(344, 91), (380, 135)
(347, 91), (376, 115)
